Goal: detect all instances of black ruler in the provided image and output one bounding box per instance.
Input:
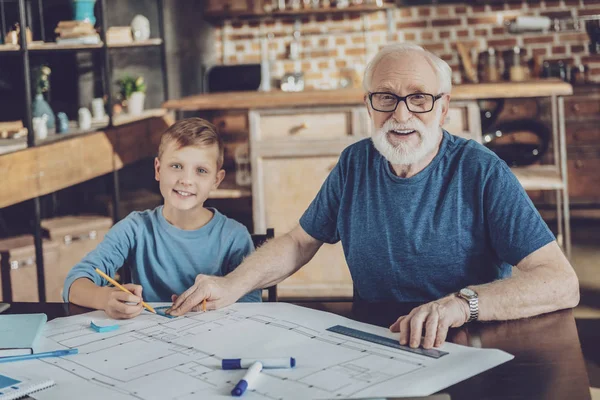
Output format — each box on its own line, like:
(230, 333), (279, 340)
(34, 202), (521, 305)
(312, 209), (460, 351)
(326, 325), (448, 359)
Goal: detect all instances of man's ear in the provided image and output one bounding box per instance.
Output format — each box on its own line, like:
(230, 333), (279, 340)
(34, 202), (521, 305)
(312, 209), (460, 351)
(154, 157), (160, 181)
(364, 94), (372, 119)
(213, 169), (226, 189)
(438, 94), (451, 127)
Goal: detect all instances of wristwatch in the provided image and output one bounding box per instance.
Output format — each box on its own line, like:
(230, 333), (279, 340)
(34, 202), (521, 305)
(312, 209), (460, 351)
(457, 287), (479, 323)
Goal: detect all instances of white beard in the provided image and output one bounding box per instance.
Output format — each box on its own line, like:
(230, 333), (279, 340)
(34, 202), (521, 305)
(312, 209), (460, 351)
(371, 107), (443, 166)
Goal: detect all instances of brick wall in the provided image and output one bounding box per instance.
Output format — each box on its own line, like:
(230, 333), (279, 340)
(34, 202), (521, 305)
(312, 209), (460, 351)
(211, 0), (600, 90)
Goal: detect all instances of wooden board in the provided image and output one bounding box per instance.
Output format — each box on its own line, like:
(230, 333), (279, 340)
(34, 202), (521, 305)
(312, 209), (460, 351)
(0, 114), (173, 209)
(163, 80), (573, 111)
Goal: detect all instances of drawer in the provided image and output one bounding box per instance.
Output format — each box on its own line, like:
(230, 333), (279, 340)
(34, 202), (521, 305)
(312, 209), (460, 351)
(568, 156), (600, 203)
(566, 122), (600, 146)
(497, 99), (540, 121)
(257, 111), (352, 140)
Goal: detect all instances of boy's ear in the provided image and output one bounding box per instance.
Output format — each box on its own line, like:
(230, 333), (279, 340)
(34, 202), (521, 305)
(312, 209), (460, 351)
(154, 157), (161, 181)
(213, 169), (226, 189)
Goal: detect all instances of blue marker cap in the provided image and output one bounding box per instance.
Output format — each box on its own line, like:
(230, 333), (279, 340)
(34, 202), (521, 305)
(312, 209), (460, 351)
(291, 357), (296, 368)
(231, 380), (248, 397)
(222, 359), (242, 370)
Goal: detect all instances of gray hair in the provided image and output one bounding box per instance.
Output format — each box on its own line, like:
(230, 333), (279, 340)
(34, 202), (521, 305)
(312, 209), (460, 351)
(362, 43), (453, 94)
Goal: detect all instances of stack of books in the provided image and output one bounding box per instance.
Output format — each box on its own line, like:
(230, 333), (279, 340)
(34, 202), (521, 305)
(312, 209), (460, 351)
(54, 20), (100, 45)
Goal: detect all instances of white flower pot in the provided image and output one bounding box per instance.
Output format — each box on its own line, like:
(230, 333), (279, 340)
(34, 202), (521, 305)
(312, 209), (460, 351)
(128, 91), (145, 115)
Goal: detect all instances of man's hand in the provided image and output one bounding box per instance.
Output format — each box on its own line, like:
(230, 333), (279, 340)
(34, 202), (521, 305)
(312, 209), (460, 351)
(167, 274), (239, 316)
(389, 295), (470, 349)
(102, 284), (144, 319)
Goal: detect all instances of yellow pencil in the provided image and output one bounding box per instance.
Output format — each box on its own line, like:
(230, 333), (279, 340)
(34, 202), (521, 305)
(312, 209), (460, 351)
(94, 268), (156, 314)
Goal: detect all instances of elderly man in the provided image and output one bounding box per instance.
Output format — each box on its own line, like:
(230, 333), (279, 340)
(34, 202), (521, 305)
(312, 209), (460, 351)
(168, 43), (579, 349)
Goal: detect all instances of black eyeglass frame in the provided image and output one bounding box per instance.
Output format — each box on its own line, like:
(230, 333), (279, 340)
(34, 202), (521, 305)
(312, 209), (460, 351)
(368, 92), (444, 113)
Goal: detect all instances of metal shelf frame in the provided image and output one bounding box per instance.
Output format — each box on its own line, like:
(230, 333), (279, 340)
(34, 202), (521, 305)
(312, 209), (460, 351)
(0, 0), (169, 302)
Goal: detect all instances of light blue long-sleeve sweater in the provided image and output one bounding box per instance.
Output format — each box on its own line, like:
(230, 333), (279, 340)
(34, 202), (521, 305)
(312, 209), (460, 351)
(63, 206), (261, 303)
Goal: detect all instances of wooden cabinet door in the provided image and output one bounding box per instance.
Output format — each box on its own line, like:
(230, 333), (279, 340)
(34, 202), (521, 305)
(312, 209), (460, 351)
(443, 101), (482, 142)
(253, 155), (353, 299)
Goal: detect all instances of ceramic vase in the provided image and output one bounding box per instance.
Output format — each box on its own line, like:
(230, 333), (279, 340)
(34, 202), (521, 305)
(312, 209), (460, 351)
(32, 93), (55, 130)
(128, 92), (145, 115)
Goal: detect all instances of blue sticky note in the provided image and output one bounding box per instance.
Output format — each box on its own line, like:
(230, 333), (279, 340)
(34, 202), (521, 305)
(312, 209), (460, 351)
(0, 374), (21, 389)
(90, 321), (119, 333)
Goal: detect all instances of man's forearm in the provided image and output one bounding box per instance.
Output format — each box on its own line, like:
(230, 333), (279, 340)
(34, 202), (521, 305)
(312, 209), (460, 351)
(473, 263), (579, 321)
(69, 278), (110, 310)
(226, 227), (321, 299)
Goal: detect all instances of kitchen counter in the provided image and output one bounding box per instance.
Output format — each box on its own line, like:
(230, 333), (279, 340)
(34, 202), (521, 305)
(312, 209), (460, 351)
(162, 79), (573, 111)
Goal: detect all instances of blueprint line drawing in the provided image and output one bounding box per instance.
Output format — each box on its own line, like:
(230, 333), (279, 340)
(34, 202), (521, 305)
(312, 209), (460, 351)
(0, 303), (513, 400)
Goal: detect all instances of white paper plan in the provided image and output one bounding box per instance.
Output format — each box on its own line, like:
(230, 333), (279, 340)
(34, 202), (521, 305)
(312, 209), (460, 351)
(0, 303), (513, 399)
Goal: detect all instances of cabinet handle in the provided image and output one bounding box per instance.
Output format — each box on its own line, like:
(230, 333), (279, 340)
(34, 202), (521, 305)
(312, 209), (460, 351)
(64, 230), (98, 245)
(10, 257), (35, 270)
(289, 122), (309, 135)
(572, 104), (581, 112)
(575, 160), (584, 169)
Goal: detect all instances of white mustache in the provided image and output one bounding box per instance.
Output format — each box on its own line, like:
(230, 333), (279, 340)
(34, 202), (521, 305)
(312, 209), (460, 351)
(380, 119), (426, 133)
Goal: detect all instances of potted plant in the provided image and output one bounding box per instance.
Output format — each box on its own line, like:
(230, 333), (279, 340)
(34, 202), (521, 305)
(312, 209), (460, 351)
(117, 75), (146, 115)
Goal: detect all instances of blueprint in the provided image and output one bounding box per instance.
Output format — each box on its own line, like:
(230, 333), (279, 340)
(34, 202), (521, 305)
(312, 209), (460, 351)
(0, 303), (513, 399)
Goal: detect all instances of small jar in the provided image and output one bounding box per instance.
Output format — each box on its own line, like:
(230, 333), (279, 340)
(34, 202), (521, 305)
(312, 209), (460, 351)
(509, 46), (527, 82)
(479, 47), (500, 82)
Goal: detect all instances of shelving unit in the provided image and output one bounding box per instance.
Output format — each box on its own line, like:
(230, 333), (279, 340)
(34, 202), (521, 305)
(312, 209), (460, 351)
(113, 108), (167, 126)
(108, 38), (162, 48)
(0, 43), (19, 52)
(0, 0), (169, 302)
(28, 42), (103, 51)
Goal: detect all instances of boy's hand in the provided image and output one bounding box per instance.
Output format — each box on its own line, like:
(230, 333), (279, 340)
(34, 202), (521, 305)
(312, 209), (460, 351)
(167, 275), (237, 316)
(103, 284), (144, 319)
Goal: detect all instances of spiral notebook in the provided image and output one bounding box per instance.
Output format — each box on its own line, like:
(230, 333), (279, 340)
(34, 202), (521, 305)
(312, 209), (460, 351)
(0, 373), (55, 400)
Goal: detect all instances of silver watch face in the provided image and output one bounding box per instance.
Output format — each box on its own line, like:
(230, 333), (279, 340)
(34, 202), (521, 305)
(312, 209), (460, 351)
(460, 288), (477, 299)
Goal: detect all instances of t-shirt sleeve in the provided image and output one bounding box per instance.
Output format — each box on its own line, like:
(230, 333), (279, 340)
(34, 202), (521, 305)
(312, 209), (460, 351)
(484, 160), (555, 266)
(62, 215), (136, 302)
(299, 154), (345, 244)
(223, 224), (262, 303)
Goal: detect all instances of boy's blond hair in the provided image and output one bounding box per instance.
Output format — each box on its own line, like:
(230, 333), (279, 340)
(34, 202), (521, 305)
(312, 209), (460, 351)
(158, 118), (224, 170)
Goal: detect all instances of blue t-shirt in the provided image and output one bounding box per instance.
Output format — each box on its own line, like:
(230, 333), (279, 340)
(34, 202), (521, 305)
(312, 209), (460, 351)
(299, 131), (555, 303)
(63, 207), (261, 303)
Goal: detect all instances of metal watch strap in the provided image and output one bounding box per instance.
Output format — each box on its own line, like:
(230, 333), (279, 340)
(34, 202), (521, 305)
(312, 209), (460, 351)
(466, 297), (479, 322)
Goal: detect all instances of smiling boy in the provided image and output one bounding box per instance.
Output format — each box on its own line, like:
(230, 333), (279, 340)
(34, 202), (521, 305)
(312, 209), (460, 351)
(63, 118), (260, 319)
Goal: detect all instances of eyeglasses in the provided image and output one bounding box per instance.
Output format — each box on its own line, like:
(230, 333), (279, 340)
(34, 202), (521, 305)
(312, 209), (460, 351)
(368, 92), (444, 113)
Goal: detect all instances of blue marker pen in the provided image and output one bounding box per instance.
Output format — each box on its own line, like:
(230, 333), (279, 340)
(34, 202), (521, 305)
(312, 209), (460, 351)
(222, 357), (295, 370)
(231, 361), (263, 397)
(0, 348), (78, 364)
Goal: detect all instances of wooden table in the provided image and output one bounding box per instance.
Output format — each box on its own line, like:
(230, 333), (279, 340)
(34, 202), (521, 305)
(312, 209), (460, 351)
(6, 302), (592, 400)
